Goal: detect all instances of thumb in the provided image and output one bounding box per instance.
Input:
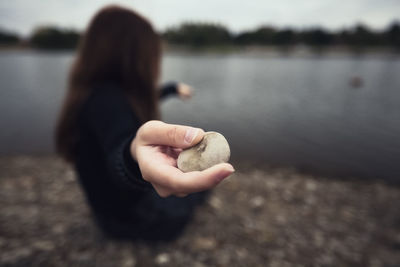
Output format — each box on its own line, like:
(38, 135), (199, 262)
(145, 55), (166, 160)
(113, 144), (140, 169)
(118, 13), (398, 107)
(138, 120), (205, 148)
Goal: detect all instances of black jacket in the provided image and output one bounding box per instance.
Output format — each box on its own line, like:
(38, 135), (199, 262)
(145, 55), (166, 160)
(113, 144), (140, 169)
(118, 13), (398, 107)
(74, 82), (204, 241)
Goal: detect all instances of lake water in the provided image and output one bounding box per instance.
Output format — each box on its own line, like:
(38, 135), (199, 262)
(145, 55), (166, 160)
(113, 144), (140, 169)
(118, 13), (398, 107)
(1, 50), (399, 182)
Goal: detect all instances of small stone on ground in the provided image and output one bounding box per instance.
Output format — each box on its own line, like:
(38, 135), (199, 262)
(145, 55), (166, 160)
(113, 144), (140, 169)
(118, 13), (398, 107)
(0, 156), (399, 267)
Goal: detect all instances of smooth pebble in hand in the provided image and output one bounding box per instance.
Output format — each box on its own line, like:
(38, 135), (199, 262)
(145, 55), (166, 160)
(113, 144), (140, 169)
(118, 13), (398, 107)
(177, 131), (230, 172)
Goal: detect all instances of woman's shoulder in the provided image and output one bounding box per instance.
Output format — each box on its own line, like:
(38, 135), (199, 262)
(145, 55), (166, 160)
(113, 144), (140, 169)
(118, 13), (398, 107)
(79, 82), (136, 125)
(83, 82), (126, 110)
(88, 82), (124, 102)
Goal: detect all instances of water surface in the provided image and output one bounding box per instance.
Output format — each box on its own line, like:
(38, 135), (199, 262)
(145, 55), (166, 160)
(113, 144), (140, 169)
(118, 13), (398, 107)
(1, 50), (399, 181)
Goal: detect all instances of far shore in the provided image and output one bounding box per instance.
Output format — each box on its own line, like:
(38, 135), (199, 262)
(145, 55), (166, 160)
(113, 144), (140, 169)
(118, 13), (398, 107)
(1, 44), (399, 58)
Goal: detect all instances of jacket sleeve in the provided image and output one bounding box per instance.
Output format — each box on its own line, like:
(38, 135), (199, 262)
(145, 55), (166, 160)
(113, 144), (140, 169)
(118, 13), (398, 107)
(81, 85), (152, 191)
(159, 82), (178, 99)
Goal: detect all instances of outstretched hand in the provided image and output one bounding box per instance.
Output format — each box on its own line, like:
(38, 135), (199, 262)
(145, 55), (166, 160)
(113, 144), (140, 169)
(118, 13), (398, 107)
(131, 121), (234, 197)
(177, 83), (193, 100)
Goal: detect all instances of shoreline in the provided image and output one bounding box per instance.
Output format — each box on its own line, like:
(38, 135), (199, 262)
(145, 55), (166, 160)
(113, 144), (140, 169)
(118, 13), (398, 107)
(1, 44), (399, 58)
(164, 44), (400, 58)
(0, 155), (399, 266)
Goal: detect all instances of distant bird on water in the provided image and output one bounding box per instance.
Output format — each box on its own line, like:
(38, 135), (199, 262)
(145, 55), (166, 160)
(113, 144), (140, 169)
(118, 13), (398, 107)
(349, 76), (364, 88)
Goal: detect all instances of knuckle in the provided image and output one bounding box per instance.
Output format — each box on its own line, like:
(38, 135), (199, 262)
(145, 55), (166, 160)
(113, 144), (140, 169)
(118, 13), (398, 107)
(167, 177), (186, 194)
(166, 178), (179, 192)
(166, 126), (179, 144)
(142, 120), (156, 132)
(137, 125), (147, 139)
(157, 190), (171, 198)
(141, 174), (150, 182)
(139, 120), (160, 139)
(153, 183), (172, 198)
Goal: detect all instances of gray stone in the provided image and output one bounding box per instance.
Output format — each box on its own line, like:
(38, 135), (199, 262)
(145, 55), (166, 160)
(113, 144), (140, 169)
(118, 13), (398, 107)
(177, 131), (230, 172)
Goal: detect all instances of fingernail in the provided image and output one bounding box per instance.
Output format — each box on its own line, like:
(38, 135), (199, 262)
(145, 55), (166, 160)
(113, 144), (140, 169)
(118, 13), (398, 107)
(227, 165), (235, 172)
(184, 128), (199, 145)
(216, 167), (235, 183)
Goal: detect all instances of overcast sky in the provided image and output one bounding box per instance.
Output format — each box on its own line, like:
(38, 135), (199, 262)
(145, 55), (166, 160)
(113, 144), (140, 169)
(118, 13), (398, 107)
(1, 0), (399, 36)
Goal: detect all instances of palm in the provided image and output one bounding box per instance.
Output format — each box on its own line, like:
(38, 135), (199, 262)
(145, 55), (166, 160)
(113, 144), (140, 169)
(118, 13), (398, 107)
(139, 145), (182, 168)
(136, 145), (185, 196)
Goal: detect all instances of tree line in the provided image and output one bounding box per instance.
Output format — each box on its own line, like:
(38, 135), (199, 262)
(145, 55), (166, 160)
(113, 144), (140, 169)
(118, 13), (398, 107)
(0, 26), (80, 49)
(164, 22), (400, 48)
(0, 21), (399, 49)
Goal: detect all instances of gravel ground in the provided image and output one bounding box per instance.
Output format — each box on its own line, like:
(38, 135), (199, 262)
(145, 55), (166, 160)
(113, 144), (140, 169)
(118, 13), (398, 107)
(0, 156), (399, 267)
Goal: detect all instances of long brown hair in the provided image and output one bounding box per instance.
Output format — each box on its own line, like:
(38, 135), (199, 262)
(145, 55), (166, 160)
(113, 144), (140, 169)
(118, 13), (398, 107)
(56, 5), (161, 162)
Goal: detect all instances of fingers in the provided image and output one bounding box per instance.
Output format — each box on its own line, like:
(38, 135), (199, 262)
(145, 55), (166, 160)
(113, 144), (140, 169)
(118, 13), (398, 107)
(176, 163), (235, 193)
(138, 120), (204, 148)
(135, 120), (234, 198)
(146, 162), (235, 197)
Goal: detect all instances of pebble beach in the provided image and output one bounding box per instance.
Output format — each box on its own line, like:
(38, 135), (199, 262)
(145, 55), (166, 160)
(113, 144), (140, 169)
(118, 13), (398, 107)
(0, 156), (399, 267)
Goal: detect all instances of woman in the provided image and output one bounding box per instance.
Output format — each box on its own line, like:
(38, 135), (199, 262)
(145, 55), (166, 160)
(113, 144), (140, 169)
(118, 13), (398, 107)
(55, 5), (234, 241)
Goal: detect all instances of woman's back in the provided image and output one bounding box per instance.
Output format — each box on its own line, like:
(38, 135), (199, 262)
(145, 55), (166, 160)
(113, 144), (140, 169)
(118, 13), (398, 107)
(55, 5), (234, 241)
(75, 82), (207, 240)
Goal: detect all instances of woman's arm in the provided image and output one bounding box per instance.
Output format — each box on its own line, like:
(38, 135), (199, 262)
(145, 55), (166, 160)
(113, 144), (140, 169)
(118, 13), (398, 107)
(159, 82), (193, 100)
(82, 85), (234, 196)
(81, 85), (152, 190)
(159, 82), (178, 99)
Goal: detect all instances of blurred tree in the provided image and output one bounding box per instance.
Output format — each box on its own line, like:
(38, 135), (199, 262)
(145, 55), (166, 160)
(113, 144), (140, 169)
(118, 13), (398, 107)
(30, 26), (80, 49)
(0, 29), (20, 45)
(338, 24), (382, 46)
(300, 28), (333, 46)
(385, 21), (400, 47)
(162, 20), (400, 49)
(163, 23), (232, 46)
(272, 29), (297, 45)
(234, 26), (276, 45)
